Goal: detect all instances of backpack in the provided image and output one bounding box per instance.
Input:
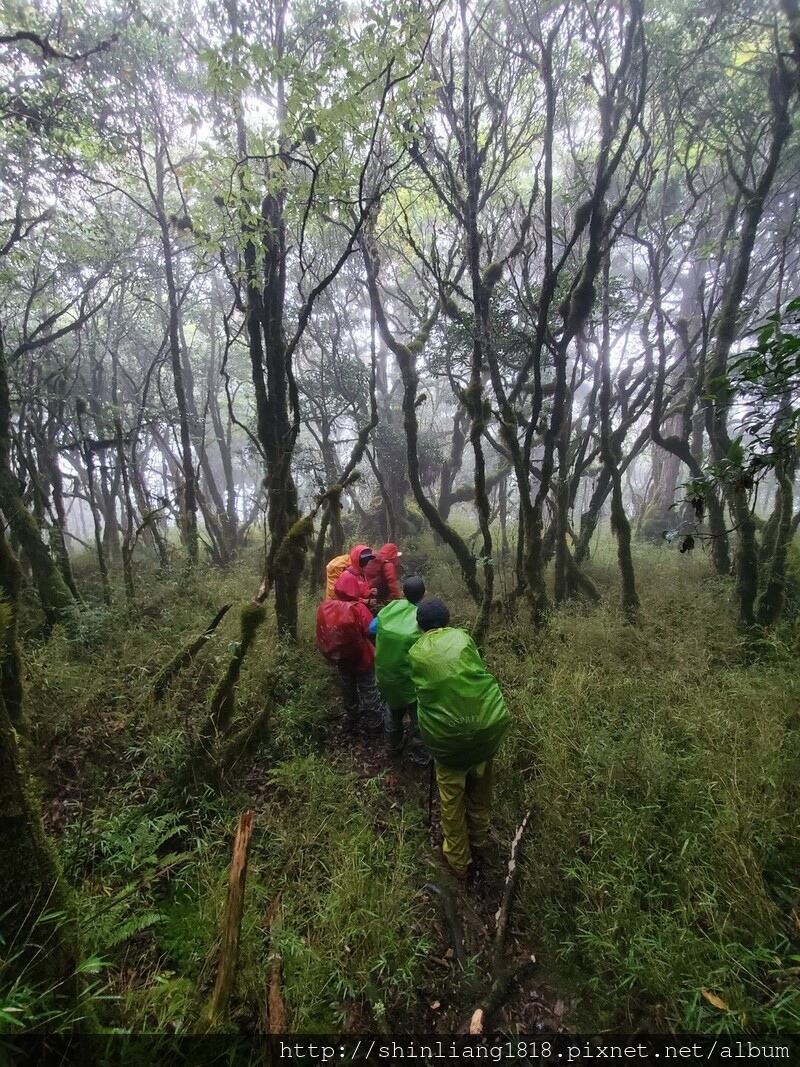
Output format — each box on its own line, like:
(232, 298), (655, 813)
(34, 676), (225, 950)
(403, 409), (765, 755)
(325, 553), (351, 599)
(375, 600), (420, 708)
(410, 628), (510, 771)
(316, 599), (365, 666)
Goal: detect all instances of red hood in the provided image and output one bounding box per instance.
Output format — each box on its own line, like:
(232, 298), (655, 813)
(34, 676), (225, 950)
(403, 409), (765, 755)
(350, 544), (373, 570)
(379, 543), (400, 564)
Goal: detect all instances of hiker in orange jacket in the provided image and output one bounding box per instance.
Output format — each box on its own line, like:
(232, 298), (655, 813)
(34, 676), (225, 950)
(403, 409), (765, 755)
(364, 543), (402, 606)
(334, 545), (378, 609)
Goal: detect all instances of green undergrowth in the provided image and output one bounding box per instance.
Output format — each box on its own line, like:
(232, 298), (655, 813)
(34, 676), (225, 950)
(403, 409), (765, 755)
(5, 536), (800, 1035)
(241, 756), (434, 1032)
(8, 552), (440, 1034)
(483, 542), (800, 1033)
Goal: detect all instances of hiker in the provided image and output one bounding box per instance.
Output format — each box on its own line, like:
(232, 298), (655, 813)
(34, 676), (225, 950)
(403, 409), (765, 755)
(373, 576), (431, 766)
(364, 543), (402, 607)
(410, 599), (510, 881)
(333, 545), (378, 610)
(315, 593), (385, 735)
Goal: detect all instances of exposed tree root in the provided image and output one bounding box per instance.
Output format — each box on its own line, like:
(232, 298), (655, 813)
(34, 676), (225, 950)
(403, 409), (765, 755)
(493, 808), (533, 973)
(468, 957), (539, 1034)
(461, 808), (537, 1033)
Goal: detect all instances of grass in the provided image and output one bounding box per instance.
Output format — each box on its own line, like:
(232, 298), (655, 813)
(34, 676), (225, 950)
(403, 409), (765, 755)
(484, 538), (800, 1032)
(3, 532), (799, 1035)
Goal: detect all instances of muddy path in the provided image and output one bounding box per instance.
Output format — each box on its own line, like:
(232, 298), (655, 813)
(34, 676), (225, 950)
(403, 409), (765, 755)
(319, 721), (576, 1037)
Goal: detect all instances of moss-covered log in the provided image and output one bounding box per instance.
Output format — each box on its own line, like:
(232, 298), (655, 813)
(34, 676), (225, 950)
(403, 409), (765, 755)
(152, 603), (232, 701)
(205, 603), (268, 742)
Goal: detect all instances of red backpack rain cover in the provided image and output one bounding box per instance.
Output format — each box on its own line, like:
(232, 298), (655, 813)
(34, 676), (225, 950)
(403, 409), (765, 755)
(316, 599), (365, 667)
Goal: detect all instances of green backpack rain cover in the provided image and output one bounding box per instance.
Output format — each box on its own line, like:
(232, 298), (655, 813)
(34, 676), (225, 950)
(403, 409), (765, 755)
(374, 600), (421, 709)
(410, 628), (510, 771)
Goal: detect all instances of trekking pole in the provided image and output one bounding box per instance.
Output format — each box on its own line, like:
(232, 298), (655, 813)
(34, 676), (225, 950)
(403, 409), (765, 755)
(427, 760), (435, 828)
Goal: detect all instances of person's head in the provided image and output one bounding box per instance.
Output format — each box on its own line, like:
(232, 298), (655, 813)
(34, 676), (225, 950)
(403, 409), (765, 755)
(403, 576), (425, 605)
(379, 543), (402, 564)
(416, 597), (450, 632)
(350, 544), (375, 571)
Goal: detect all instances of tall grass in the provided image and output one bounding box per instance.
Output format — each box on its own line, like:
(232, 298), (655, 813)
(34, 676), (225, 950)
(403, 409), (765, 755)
(485, 541), (800, 1032)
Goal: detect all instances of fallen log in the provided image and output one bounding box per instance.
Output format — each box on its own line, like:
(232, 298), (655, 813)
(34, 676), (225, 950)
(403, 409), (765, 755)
(493, 808), (533, 973)
(264, 897), (286, 1033)
(203, 809), (255, 1030)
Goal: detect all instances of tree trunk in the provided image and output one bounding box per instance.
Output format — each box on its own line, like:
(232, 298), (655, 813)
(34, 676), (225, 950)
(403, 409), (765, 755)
(77, 405), (112, 607)
(158, 198), (199, 564)
(599, 258), (639, 622)
(0, 535), (85, 1023)
(0, 344), (76, 629)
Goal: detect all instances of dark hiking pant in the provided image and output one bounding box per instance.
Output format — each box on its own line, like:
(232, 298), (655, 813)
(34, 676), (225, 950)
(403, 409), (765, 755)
(338, 666), (384, 734)
(385, 702), (431, 765)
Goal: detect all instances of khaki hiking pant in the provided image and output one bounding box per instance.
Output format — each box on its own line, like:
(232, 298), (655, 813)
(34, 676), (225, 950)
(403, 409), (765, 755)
(435, 758), (494, 875)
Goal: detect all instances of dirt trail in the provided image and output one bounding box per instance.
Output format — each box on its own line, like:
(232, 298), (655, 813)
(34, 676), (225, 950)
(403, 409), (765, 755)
(324, 721), (575, 1037)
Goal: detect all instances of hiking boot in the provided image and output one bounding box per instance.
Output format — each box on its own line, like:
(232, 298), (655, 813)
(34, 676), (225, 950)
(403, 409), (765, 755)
(362, 714), (385, 736)
(408, 741), (431, 767)
(471, 832), (501, 866)
(385, 719), (405, 757)
(435, 845), (469, 882)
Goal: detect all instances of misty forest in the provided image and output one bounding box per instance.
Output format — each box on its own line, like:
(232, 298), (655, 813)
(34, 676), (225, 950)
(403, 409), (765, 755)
(1, 0), (799, 1048)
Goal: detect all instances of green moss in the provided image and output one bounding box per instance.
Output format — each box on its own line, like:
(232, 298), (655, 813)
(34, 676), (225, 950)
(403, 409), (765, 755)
(273, 516), (314, 574)
(239, 601), (267, 643)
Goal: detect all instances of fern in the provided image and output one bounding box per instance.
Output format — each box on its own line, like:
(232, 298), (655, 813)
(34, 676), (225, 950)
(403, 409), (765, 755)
(103, 910), (166, 950)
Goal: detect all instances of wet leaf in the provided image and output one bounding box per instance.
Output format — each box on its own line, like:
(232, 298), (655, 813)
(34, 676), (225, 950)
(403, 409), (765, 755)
(701, 989), (730, 1011)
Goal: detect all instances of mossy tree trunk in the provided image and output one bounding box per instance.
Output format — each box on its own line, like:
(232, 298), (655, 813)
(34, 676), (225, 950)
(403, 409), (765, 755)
(702, 55), (792, 625)
(363, 240), (482, 604)
(0, 342), (76, 629)
(459, 0), (494, 643)
(76, 401), (113, 607)
(0, 536), (83, 1021)
(599, 257), (639, 623)
(756, 452), (796, 627)
(225, 0), (399, 638)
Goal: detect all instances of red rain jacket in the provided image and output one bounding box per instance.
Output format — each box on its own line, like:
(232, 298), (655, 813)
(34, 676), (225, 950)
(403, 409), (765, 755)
(316, 598), (375, 672)
(364, 543), (401, 605)
(333, 544), (374, 603)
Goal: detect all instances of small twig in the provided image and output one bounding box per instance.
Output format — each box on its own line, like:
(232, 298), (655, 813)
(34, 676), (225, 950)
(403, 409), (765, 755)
(493, 808), (533, 973)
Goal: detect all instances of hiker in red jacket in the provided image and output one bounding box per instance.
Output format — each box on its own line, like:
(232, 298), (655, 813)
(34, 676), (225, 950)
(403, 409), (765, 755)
(364, 543), (402, 607)
(318, 546), (385, 734)
(334, 544), (378, 609)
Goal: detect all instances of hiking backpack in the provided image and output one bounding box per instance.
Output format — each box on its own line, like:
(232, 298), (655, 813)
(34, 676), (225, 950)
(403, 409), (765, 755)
(375, 599), (420, 708)
(324, 553), (351, 599)
(315, 599), (366, 666)
(409, 627), (510, 770)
